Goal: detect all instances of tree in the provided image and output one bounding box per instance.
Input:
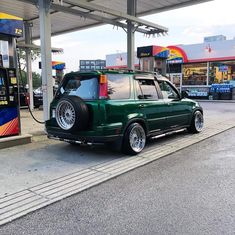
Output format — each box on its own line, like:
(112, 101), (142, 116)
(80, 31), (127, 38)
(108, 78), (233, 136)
(18, 48), (40, 71)
(18, 48), (41, 88)
(32, 72), (42, 88)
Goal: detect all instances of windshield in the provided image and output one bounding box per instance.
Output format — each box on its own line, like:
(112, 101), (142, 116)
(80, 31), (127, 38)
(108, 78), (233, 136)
(62, 77), (98, 100)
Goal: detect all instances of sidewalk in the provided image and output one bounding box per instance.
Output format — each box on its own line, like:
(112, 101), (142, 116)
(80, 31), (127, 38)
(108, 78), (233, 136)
(20, 108), (46, 138)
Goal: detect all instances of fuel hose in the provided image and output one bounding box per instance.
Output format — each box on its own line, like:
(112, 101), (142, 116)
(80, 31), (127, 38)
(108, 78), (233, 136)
(17, 50), (45, 124)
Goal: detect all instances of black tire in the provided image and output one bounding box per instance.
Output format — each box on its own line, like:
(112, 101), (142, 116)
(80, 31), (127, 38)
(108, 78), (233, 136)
(188, 110), (204, 133)
(122, 123), (146, 155)
(55, 96), (89, 132)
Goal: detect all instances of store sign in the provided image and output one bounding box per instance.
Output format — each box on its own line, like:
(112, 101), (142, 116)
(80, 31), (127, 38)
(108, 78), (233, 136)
(137, 45), (188, 64)
(154, 47), (169, 59)
(39, 61), (66, 70)
(137, 46), (153, 58)
(137, 46), (169, 58)
(167, 46), (188, 64)
(52, 61), (66, 70)
(167, 59), (183, 64)
(0, 13), (23, 37)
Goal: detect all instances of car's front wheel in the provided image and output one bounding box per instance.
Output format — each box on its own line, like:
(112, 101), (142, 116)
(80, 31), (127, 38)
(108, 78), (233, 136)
(122, 123), (146, 155)
(188, 110), (204, 133)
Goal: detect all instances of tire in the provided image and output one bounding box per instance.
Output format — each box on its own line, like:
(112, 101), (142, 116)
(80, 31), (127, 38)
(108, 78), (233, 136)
(55, 96), (89, 132)
(122, 123), (146, 155)
(188, 110), (204, 133)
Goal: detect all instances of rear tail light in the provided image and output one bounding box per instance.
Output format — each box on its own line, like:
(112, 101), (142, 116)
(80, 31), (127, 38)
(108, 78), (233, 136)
(99, 75), (108, 99)
(26, 94), (30, 105)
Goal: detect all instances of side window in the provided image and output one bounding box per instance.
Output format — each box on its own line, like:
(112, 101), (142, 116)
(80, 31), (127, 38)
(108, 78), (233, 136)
(107, 74), (131, 99)
(137, 79), (158, 100)
(159, 81), (179, 99)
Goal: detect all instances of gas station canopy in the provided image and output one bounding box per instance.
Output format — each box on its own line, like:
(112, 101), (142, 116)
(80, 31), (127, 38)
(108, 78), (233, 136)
(1, 0), (212, 39)
(1, 0), (212, 121)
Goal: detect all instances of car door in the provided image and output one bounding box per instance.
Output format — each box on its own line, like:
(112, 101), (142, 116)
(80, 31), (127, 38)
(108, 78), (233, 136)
(158, 80), (191, 130)
(134, 78), (167, 134)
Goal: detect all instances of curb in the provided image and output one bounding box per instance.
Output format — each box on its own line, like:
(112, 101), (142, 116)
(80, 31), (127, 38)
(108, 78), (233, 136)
(195, 99), (235, 103)
(0, 134), (32, 150)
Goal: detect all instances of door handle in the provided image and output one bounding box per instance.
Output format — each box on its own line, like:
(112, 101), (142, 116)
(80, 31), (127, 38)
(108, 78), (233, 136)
(139, 104), (145, 108)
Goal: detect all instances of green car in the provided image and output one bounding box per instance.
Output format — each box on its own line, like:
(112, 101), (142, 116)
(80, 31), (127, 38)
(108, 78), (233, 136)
(46, 70), (203, 155)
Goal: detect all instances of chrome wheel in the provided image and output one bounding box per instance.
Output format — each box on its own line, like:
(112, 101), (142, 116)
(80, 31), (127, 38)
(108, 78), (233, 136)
(129, 124), (146, 153)
(194, 111), (204, 132)
(56, 100), (76, 130)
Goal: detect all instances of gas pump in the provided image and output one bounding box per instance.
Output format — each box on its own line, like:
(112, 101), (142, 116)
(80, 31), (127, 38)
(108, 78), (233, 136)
(137, 45), (169, 75)
(0, 12), (23, 137)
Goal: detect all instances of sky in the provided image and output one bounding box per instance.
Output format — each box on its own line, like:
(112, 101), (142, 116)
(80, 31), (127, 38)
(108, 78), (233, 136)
(34, 0), (235, 73)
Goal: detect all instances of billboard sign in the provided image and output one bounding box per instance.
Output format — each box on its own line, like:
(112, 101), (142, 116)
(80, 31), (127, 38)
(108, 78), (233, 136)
(0, 13), (23, 37)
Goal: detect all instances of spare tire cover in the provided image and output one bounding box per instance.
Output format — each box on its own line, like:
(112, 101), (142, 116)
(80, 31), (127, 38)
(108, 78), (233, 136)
(55, 96), (89, 131)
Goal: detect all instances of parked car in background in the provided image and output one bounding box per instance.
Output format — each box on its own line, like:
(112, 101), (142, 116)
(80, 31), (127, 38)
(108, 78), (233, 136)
(33, 87), (43, 108)
(19, 86), (28, 107)
(19, 86), (58, 109)
(46, 70), (204, 155)
(19, 86), (43, 108)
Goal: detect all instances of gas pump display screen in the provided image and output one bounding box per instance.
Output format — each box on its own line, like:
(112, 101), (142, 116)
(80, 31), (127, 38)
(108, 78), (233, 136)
(0, 69), (6, 91)
(0, 40), (9, 68)
(0, 76), (4, 85)
(0, 69), (8, 105)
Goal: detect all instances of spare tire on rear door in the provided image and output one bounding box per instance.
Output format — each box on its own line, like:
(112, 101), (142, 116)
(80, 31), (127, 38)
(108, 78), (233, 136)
(55, 96), (89, 131)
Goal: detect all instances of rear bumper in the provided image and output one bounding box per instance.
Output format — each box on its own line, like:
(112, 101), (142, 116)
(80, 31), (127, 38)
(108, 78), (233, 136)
(46, 126), (122, 144)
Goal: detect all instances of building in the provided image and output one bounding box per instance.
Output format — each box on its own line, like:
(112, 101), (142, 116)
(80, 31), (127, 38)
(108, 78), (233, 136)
(79, 59), (106, 71)
(166, 35), (235, 99)
(106, 35), (235, 100)
(106, 52), (139, 69)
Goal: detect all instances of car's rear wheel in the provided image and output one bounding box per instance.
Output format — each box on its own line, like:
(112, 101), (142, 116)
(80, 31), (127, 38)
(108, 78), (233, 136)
(122, 123), (146, 155)
(55, 96), (89, 132)
(188, 110), (204, 133)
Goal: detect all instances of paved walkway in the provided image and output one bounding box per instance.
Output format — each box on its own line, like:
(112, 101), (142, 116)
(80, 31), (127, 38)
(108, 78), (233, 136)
(0, 102), (235, 225)
(20, 109), (45, 137)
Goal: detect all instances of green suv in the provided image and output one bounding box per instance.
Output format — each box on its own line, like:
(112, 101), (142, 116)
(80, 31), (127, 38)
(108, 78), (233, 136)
(46, 70), (203, 155)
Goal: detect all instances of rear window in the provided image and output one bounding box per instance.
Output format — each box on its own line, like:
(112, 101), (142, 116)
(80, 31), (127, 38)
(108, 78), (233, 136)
(62, 77), (98, 100)
(107, 74), (131, 99)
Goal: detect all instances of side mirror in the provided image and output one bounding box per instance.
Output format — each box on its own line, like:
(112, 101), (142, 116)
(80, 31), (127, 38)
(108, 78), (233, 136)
(181, 90), (189, 99)
(138, 95), (144, 99)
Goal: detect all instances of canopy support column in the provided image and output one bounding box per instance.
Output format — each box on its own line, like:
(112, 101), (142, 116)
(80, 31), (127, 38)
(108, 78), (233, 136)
(24, 21), (34, 111)
(127, 0), (136, 70)
(39, 0), (53, 121)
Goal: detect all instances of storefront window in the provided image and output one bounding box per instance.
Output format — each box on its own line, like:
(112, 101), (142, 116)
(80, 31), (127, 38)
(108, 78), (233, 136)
(209, 61), (235, 84)
(166, 63), (182, 74)
(182, 63), (207, 85)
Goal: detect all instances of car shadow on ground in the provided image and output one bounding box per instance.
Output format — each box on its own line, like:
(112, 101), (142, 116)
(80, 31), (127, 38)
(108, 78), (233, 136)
(37, 141), (126, 166)
(42, 130), (192, 164)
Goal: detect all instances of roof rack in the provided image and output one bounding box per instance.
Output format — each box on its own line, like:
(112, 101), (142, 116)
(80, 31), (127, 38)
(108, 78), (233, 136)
(105, 68), (159, 74)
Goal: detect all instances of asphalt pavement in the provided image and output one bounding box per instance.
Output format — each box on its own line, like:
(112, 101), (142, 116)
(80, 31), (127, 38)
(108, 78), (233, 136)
(0, 127), (234, 235)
